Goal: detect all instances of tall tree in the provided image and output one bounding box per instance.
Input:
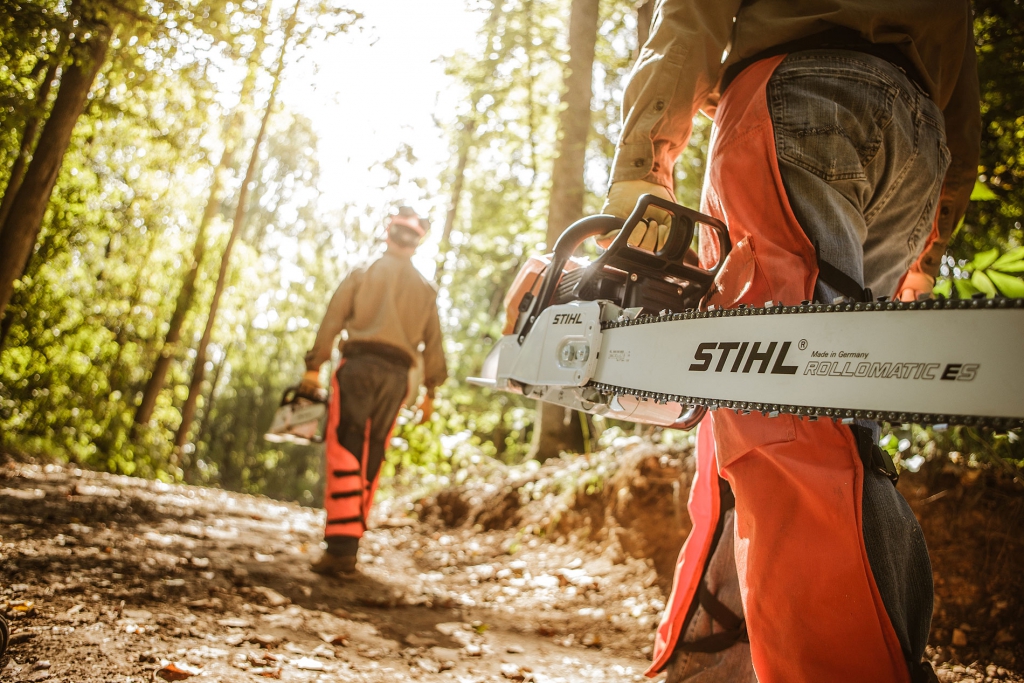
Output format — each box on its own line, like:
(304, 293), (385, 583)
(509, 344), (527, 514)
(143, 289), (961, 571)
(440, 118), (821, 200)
(131, 1), (271, 433)
(173, 0), (302, 454)
(0, 18), (110, 321)
(530, 0), (601, 461)
(0, 34), (67, 230)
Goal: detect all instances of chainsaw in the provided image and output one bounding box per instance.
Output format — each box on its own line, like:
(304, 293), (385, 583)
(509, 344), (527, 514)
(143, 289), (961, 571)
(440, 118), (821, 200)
(264, 385), (329, 445)
(471, 195), (1024, 431)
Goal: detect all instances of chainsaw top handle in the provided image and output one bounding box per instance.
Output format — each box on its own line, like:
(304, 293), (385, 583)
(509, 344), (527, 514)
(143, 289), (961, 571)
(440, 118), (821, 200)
(591, 193), (730, 292)
(520, 195), (730, 344)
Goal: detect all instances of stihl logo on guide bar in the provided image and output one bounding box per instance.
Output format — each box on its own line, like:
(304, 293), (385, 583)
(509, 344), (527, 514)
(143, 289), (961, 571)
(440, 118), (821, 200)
(553, 313), (583, 325)
(689, 341), (980, 382)
(689, 341), (798, 375)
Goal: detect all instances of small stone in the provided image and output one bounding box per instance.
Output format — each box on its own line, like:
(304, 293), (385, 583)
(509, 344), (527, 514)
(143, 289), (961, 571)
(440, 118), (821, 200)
(252, 586), (289, 607)
(415, 657), (441, 673)
(429, 646), (461, 662)
(223, 633), (247, 646)
(293, 657), (324, 671)
(951, 629), (967, 647)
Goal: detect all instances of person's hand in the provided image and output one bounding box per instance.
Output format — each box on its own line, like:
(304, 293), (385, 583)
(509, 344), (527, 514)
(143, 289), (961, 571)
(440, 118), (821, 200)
(897, 270), (935, 302)
(597, 179), (675, 251)
(417, 394), (434, 424)
(298, 370), (321, 397)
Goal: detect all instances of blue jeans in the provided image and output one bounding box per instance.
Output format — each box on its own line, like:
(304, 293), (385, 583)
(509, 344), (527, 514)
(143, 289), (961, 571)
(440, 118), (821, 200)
(769, 50), (950, 301)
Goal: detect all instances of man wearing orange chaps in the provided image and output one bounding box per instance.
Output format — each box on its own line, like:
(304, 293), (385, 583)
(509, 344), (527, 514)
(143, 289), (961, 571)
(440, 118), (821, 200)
(602, 3), (980, 681)
(302, 207), (447, 577)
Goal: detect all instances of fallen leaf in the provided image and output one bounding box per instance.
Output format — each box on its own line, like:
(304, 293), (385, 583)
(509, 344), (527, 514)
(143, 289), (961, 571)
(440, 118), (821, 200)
(155, 662), (202, 680)
(253, 667), (282, 678)
(248, 651), (281, 666)
(318, 632), (348, 646)
(249, 633), (282, 648)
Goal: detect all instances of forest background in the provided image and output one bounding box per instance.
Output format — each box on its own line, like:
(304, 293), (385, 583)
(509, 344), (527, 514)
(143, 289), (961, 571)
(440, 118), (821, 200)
(0, 0), (1022, 507)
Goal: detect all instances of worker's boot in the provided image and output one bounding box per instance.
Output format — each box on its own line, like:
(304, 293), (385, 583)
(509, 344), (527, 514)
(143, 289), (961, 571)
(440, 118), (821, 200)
(311, 553), (357, 578)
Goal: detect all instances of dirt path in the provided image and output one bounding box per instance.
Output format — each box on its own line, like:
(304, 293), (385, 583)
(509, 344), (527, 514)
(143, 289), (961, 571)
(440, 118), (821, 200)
(1, 458), (1021, 682)
(0, 461), (666, 682)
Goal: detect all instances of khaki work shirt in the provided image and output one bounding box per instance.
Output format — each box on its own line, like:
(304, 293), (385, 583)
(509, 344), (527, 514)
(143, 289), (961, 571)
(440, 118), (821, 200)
(613, 0), (982, 279)
(307, 251), (447, 395)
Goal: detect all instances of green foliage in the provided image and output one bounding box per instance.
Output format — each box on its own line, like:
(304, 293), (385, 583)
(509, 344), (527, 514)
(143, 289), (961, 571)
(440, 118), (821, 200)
(934, 245), (1024, 298)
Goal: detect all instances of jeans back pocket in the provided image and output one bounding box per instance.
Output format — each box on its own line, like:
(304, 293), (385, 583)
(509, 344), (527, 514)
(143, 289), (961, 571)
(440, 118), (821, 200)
(769, 58), (899, 182)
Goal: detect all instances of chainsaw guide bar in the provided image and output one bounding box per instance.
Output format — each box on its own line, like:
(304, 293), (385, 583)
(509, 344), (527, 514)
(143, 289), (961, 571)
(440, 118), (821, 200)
(586, 296), (1024, 430)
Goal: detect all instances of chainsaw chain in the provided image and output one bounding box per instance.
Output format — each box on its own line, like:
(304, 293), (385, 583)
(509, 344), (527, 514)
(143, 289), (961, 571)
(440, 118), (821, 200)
(588, 296), (1024, 430)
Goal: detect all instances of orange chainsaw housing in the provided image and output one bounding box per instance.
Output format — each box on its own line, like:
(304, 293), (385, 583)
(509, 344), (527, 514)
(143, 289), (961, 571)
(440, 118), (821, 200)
(502, 253), (587, 335)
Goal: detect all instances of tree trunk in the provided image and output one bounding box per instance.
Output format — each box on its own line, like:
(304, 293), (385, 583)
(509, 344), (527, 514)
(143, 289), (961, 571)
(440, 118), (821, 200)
(530, 0), (600, 461)
(435, 119), (474, 283)
(543, 0), (599, 249)
(0, 27), (110, 323)
(0, 37), (67, 229)
(174, 0), (300, 453)
(131, 157), (226, 431)
(132, 0), (271, 433)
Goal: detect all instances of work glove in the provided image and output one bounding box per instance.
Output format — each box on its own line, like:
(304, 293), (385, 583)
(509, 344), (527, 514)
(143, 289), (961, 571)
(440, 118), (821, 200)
(597, 179), (675, 251)
(297, 370), (322, 398)
(417, 394), (434, 424)
(897, 270), (935, 302)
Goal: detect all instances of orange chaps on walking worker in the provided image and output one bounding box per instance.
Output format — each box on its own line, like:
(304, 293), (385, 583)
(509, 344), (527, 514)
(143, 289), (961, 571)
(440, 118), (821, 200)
(324, 361), (385, 540)
(322, 354), (409, 555)
(651, 56), (941, 682)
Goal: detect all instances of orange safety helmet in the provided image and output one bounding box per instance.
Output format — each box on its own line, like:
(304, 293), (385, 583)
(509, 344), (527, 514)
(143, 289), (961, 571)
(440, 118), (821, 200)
(386, 206), (429, 247)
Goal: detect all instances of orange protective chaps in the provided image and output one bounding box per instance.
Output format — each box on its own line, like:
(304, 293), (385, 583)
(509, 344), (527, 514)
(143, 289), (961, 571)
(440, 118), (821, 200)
(323, 358), (403, 545)
(649, 57), (914, 682)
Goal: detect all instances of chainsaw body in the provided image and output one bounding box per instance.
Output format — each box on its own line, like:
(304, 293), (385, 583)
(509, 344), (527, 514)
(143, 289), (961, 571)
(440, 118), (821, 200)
(473, 195), (1024, 429)
(476, 195), (729, 429)
(264, 385), (329, 445)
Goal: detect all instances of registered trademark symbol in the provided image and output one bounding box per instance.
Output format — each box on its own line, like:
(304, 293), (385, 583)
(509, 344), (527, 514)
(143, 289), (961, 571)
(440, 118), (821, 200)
(798, 339), (808, 350)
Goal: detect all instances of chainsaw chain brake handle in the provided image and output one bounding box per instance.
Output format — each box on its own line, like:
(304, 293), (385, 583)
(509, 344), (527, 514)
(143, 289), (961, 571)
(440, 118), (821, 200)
(519, 194), (731, 343)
